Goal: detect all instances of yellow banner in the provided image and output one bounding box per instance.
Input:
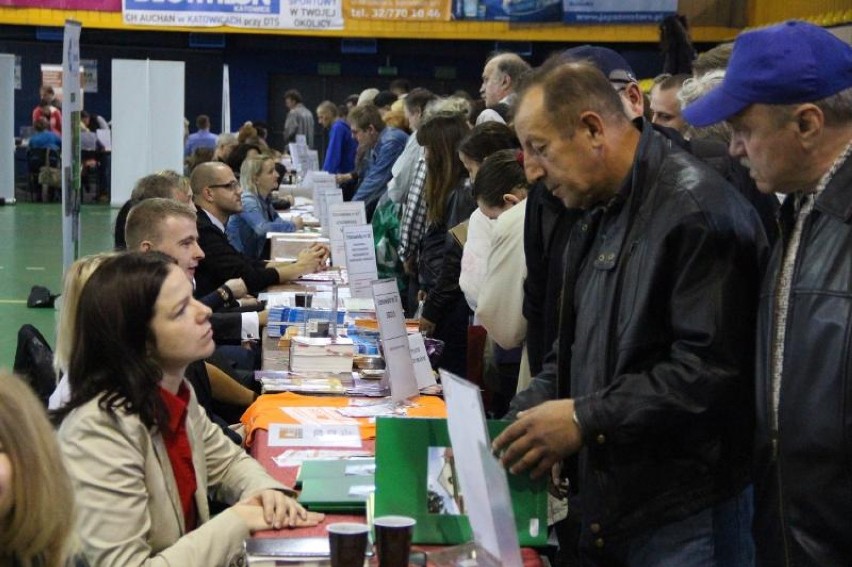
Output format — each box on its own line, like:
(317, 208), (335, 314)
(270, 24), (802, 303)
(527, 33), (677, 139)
(344, 0), (452, 21)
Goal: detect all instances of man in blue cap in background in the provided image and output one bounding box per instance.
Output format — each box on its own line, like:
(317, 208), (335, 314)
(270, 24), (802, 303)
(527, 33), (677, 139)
(684, 20), (852, 567)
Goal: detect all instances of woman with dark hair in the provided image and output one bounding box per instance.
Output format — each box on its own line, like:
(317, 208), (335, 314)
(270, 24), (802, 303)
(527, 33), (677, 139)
(415, 111), (475, 377)
(226, 142), (262, 179)
(56, 252), (322, 567)
(456, 121), (519, 312)
(471, 150), (530, 416)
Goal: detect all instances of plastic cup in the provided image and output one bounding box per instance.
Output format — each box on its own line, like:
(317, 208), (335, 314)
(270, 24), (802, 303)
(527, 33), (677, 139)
(374, 515), (416, 567)
(327, 522), (370, 567)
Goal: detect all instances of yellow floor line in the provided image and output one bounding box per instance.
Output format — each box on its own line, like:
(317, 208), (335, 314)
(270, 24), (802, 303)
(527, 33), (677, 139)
(0, 299), (27, 304)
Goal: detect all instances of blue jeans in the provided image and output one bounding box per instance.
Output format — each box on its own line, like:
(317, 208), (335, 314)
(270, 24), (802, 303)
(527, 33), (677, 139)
(586, 487), (755, 567)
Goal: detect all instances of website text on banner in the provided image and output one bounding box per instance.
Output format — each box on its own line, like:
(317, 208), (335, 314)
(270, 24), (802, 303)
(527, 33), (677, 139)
(562, 0), (677, 24)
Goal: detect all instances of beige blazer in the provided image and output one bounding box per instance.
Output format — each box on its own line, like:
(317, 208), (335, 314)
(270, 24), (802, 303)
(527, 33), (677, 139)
(59, 383), (291, 567)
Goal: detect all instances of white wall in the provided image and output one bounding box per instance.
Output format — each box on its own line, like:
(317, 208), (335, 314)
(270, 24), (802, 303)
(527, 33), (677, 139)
(111, 59), (184, 206)
(0, 54), (15, 204)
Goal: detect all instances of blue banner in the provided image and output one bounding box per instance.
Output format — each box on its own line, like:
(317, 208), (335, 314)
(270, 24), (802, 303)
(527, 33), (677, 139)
(124, 0), (279, 14)
(453, 0), (562, 22)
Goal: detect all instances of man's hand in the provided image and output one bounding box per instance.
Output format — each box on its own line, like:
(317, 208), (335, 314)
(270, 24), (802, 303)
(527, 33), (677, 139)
(238, 297), (259, 308)
(419, 316), (436, 337)
(292, 216), (304, 230)
(223, 278), (248, 299)
(491, 399), (583, 479)
(403, 256), (417, 276)
(298, 243), (330, 271)
(258, 308), (269, 327)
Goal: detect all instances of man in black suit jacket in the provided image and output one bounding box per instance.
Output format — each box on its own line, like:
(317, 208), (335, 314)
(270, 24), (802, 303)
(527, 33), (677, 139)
(189, 161), (327, 297)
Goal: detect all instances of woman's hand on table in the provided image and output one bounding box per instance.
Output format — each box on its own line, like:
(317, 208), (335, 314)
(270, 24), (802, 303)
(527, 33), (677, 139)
(234, 490), (325, 531)
(292, 216), (305, 230)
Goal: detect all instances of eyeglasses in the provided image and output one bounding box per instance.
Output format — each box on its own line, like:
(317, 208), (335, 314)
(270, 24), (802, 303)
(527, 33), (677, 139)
(209, 180), (240, 191)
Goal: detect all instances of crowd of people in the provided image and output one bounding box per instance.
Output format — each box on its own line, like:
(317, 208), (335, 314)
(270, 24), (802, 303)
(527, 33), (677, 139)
(2, 19), (850, 567)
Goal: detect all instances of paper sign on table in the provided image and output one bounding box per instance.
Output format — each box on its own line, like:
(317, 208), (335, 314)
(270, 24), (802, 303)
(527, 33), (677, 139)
(408, 332), (436, 389)
(343, 225), (379, 299)
(267, 423), (362, 448)
(329, 201), (367, 267)
(318, 187), (343, 237)
(372, 279), (419, 402)
(442, 369), (523, 567)
(310, 173), (337, 228)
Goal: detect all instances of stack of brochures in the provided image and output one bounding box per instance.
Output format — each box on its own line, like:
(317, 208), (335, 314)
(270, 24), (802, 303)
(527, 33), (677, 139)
(267, 306), (346, 338)
(254, 370), (353, 395)
(289, 336), (355, 373)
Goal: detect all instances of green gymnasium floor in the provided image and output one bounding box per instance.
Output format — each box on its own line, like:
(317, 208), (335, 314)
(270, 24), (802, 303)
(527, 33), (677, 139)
(0, 203), (118, 370)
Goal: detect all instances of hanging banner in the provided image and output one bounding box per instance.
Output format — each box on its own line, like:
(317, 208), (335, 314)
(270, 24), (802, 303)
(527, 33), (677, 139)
(61, 20), (83, 272)
(123, 0), (343, 30)
(0, 0), (120, 9)
(346, 0), (451, 21)
(221, 64), (230, 134)
(452, 0), (561, 22)
(562, 0), (676, 24)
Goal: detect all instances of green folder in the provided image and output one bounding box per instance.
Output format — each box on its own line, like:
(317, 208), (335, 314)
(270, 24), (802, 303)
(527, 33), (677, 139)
(374, 417), (548, 546)
(296, 458), (375, 513)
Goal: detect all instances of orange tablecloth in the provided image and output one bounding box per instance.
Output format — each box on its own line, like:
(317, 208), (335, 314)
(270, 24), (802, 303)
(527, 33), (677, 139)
(241, 392), (448, 446)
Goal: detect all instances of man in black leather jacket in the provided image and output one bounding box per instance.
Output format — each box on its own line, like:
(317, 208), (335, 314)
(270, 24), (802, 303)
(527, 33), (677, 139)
(493, 60), (768, 566)
(684, 21), (852, 567)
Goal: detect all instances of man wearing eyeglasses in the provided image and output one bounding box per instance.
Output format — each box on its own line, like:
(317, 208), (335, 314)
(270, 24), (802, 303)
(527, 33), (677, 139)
(191, 161), (328, 297)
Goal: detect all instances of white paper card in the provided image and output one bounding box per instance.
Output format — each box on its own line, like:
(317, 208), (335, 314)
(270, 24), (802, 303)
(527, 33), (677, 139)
(319, 188), (343, 237)
(408, 333), (436, 389)
(267, 423), (362, 448)
(329, 201), (367, 267)
(307, 150), (319, 173)
(311, 173), (338, 232)
(343, 225), (378, 299)
(372, 279), (419, 402)
(442, 370), (522, 567)
(272, 448), (371, 468)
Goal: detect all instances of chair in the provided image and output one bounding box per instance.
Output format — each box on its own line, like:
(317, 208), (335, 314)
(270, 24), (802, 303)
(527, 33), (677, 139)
(25, 147), (61, 202)
(13, 324), (58, 407)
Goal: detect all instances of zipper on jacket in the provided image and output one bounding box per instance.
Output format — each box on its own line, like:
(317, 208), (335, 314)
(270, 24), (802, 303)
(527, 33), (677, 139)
(771, 204), (815, 567)
(775, 436), (792, 567)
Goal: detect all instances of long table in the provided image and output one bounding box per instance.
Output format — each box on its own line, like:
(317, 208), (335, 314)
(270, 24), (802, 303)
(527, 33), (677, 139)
(245, 261), (544, 566)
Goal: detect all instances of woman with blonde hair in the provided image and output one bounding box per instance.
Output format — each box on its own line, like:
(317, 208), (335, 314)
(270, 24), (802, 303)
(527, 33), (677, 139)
(50, 252), (118, 410)
(226, 156), (303, 260)
(0, 372), (76, 567)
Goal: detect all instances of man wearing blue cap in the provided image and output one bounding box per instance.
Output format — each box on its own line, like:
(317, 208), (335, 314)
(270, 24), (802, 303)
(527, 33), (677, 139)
(494, 58), (767, 566)
(684, 20), (852, 567)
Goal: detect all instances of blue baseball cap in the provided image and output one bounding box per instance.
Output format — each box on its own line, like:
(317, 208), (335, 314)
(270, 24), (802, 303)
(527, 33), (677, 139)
(561, 45), (637, 85)
(683, 21), (852, 127)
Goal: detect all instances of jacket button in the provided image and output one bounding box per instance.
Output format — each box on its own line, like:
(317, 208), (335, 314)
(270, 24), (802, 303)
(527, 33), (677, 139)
(596, 434), (606, 444)
(594, 537), (604, 548)
(606, 252), (615, 261)
(597, 254), (605, 262)
(590, 523), (601, 534)
(581, 223), (588, 232)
